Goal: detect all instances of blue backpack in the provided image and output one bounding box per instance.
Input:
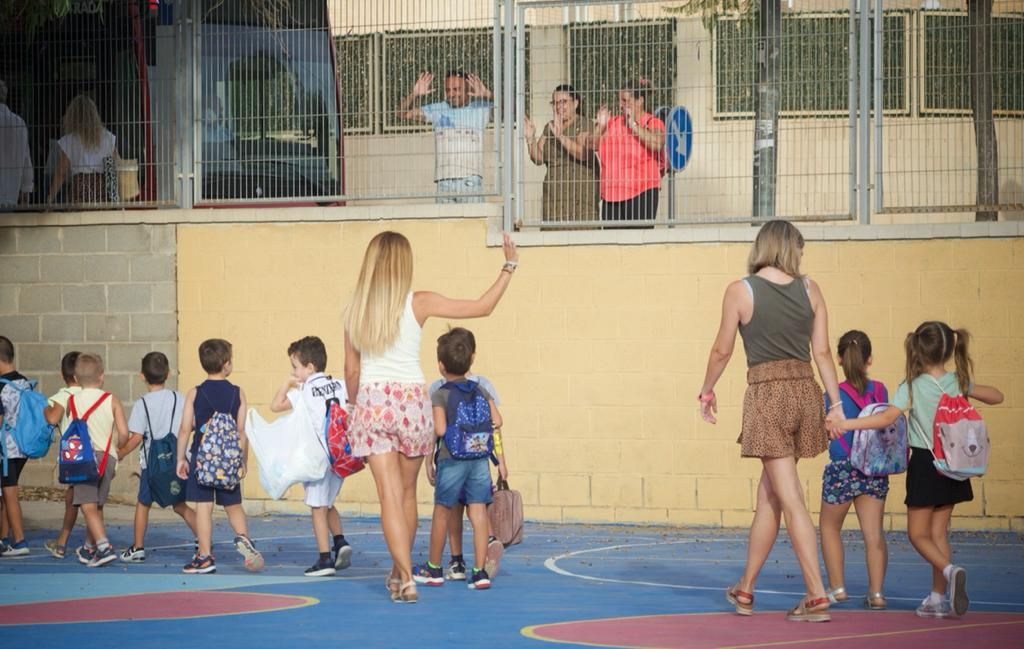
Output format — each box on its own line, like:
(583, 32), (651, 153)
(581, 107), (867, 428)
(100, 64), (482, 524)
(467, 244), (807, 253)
(142, 394), (186, 507)
(0, 377), (56, 476)
(58, 392), (113, 484)
(442, 381), (494, 460)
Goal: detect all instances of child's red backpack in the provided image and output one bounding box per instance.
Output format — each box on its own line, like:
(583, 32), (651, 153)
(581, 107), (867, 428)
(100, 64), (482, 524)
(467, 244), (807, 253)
(931, 390), (989, 481)
(323, 398), (364, 477)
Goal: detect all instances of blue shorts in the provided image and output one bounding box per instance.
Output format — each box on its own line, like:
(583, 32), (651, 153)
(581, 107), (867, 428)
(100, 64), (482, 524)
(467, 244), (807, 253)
(185, 455), (242, 506)
(435, 458), (492, 508)
(821, 458), (889, 505)
(137, 468), (154, 507)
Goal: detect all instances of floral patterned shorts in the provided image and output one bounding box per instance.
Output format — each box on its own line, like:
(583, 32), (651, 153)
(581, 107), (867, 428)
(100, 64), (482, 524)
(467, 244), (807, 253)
(350, 381), (434, 458)
(821, 458), (889, 505)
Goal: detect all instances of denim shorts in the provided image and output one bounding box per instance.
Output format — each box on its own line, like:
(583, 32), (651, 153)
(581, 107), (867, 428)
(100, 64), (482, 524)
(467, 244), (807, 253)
(434, 458), (492, 507)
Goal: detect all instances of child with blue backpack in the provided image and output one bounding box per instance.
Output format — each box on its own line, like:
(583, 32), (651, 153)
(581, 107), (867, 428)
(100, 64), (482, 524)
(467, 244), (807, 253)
(43, 351), (82, 559)
(833, 321), (1003, 619)
(819, 330), (891, 611)
(269, 336), (353, 577)
(47, 353), (130, 567)
(0, 336), (33, 557)
(414, 327), (502, 590)
(175, 338), (263, 574)
(117, 352), (197, 562)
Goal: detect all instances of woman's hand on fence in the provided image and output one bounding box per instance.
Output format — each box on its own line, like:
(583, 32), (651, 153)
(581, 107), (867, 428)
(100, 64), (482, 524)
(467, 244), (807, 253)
(502, 231), (518, 263)
(549, 118), (563, 137)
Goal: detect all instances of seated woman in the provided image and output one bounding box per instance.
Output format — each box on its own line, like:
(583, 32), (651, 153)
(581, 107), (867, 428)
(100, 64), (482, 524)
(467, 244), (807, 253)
(523, 84), (598, 227)
(47, 95), (119, 206)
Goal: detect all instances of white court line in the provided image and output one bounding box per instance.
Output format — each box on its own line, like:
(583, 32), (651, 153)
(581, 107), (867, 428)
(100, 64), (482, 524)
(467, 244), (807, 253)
(544, 539), (1024, 608)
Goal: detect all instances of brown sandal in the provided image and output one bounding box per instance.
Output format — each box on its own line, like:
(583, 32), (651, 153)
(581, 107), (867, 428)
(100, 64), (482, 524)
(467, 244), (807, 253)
(786, 596), (831, 622)
(726, 585), (754, 616)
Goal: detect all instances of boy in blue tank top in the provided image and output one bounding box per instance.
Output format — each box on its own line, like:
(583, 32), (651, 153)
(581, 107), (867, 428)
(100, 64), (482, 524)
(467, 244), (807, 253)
(175, 339), (263, 574)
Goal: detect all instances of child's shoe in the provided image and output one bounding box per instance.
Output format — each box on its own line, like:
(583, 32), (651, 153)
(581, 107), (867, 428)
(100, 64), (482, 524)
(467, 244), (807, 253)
(412, 562), (444, 586)
(947, 565), (969, 616)
(1, 540), (29, 557)
(233, 535), (264, 572)
(304, 557), (336, 577)
(44, 540), (66, 559)
(485, 536), (503, 578)
(446, 557), (467, 581)
(88, 546), (117, 567)
(75, 545), (96, 565)
(467, 568), (491, 590)
(916, 596), (953, 619)
(333, 540), (352, 570)
(183, 554), (217, 574)
(119, 545), (146, 562)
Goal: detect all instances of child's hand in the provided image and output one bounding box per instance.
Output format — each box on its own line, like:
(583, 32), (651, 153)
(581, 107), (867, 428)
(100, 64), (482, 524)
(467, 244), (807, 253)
(825, 409), (844, 439)
(176, 459), (189, 480)
(426, 461), (436, 486)
(498, 462), (508, 481)
(283, 375), (301, 390)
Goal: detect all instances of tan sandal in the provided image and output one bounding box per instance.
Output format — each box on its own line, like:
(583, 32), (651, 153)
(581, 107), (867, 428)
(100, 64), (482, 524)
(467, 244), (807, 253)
(864, 592), (887, 610)
(385, 576), (402, 598)
(786, 596), (831, 623)
(726, 585), (754, 616)
(827, 586), (848, 603)
(393, 580), (418, 604)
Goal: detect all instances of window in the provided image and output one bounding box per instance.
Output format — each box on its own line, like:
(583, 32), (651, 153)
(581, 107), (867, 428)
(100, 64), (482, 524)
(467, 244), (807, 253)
(335, 34), (375, 133)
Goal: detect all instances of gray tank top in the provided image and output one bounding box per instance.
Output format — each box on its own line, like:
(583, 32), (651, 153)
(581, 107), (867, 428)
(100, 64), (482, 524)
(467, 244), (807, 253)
(739, 275), (813, 367)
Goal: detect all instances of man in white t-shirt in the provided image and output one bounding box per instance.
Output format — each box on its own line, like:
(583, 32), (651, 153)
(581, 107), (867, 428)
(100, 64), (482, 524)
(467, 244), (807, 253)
(0, 81), (33, 208)
(117, 352), (197, 562)
(270, 336), (352, 577)
(398, 69), (493, 203)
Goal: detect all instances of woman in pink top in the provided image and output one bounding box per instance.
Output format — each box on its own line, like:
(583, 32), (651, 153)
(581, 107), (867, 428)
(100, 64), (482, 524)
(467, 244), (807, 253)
(591, 77), (665, 223)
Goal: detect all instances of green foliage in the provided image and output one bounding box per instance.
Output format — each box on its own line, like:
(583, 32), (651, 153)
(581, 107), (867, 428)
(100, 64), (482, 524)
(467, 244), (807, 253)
(335, 34), (373, 131)
(0, 0), (72, 35)
(569, 20), (676, 114)
(923, 12), (1024, 113)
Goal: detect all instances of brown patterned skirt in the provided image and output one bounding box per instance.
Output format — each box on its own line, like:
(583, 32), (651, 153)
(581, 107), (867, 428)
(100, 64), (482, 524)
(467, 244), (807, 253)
(737, 359), (827, 459)
(70, 173), (106, 204)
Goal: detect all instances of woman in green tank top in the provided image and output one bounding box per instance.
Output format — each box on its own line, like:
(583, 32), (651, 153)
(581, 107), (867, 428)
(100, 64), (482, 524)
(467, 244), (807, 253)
(697, 220), (845, 623)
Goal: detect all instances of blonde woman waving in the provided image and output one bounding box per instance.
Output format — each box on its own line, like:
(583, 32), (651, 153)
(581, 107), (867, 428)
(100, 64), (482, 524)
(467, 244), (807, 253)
(344, 231), (518, 603)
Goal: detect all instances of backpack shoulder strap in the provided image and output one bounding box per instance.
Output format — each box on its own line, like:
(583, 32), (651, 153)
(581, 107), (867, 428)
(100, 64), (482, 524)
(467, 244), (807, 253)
(67, 394), (79, 420)
(838, 383), (868, 410)
(140, 395), (154, 459)
(80, 392), (111, 421)
(168, 392), (178, 436)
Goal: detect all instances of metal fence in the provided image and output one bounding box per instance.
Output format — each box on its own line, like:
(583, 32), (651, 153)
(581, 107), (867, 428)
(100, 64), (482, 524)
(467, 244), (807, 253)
(1, 0), (1021, 223)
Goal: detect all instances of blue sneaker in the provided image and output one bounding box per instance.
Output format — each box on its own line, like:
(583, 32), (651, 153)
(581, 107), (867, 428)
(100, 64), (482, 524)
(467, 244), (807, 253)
(412, 562), (444, 586)
(467, 568), (491, 590)
(1, 540), (29, 557)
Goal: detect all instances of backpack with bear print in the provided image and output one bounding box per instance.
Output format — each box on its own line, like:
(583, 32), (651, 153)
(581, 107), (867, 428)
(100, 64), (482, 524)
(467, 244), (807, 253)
(441, 380), (494, 460)
(194, 388), (243, 489)
(931, 388), (989, 482)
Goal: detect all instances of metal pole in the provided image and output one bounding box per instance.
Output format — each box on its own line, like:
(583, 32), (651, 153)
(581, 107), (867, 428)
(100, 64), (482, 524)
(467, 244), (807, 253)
(515, 4), (525, 230)
(178, 0), (195, 209)
(502, 0), (515, 231)
(859, 0), (871, 224)
(493, 0), (503, 197)
(848, 0), (857, 221)
(873, 0), (883, 214)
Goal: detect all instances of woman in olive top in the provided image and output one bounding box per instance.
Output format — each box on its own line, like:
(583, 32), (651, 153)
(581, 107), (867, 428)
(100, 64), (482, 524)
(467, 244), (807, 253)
(698, 220), (844, 623)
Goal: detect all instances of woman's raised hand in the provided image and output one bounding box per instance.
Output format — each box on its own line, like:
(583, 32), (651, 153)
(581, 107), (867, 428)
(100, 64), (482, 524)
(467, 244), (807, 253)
(502, 232), (518, 263)
(523, 116), (536, 140)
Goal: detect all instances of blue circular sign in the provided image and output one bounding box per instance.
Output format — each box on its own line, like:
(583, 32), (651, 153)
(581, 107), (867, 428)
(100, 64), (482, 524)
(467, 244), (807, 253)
(665, 106), (693, 172)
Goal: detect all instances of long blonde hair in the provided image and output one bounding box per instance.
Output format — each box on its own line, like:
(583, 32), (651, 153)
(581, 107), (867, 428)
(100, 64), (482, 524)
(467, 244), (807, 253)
(62, 95), (105, 150)
(747, 219), (805, 277)
(344, 231), (413, 355)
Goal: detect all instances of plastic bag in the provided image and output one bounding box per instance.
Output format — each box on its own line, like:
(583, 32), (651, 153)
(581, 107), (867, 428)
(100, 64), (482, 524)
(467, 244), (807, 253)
(245, 394), (329, 499)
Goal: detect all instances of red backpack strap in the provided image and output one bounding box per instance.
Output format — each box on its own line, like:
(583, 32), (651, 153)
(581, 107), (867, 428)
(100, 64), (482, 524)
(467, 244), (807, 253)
(80, 392), (111, 421)
(80, 393), (113, 477)
(67, 394), (79, 420)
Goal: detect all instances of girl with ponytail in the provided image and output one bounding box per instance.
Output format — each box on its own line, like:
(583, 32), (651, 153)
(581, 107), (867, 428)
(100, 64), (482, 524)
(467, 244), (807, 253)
(833, 321), (1003, 619)
(819, 330), (890, 611)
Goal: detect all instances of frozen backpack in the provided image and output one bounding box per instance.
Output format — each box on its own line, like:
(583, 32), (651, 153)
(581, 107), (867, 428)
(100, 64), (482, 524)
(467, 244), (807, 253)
(0, 377), (56, 475)
(324, 397), (364, 477)
(837, 382), (909, 477)
(931, 386), (989, 481)
(442, 381), (494, 460)
(142, 394), (186, 507)
(194, 388), (244, 489)
(58, 392), (112, 484)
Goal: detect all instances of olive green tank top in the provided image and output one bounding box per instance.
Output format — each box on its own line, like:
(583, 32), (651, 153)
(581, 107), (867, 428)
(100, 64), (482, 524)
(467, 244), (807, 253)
(738, 275), (813, 367)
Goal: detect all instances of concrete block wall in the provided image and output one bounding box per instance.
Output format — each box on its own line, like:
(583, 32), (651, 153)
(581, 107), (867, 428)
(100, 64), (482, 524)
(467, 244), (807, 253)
(0, 224), (177, 498)
(175, 219), (1024, 530)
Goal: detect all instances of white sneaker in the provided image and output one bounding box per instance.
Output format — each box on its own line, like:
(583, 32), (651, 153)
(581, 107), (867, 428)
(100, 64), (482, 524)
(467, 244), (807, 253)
(915, 597), (953, 619)
(120, 546), (146, 562)
(947, 565), (969, 616)
(1, 542), (29, 557)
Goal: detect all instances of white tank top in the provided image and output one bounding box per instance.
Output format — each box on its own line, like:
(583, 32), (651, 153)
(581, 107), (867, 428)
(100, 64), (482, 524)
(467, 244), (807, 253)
(359, 293), (425, 384)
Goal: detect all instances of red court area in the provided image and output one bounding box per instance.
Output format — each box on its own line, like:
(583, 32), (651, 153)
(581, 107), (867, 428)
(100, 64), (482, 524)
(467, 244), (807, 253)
(523, 611), (1024, 649)
(0, 591), (316, 626)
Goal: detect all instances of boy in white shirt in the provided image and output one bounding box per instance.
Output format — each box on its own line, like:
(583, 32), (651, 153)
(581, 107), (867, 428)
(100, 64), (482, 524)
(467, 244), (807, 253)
(118, 352), (198, 562)
(270, 336), (352, 576)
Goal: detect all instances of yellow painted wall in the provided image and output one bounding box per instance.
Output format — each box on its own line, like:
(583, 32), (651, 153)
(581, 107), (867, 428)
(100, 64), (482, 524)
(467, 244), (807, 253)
(176, 220), (1024, 531)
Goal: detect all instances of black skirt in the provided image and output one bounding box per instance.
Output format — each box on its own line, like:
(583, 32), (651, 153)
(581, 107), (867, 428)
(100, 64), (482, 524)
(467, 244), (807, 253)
(904, 446), (973, 508)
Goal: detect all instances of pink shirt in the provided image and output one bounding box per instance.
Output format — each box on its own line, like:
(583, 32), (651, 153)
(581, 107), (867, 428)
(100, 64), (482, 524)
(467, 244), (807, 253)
(597, 114), (665, 202)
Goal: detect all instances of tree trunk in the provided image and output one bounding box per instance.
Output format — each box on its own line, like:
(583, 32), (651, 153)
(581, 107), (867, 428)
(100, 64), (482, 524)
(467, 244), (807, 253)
(752, 0), (781, 219)
(969, 0), (998, 221)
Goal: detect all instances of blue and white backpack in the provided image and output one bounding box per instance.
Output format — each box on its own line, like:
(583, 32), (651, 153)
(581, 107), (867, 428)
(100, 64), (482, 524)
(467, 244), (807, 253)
(441, 381), (494, 460)
(194, 388), (244, 489)
(0, 377), (56, 475)
(58, 392), (112, 484)
(837, 382), (909, 477)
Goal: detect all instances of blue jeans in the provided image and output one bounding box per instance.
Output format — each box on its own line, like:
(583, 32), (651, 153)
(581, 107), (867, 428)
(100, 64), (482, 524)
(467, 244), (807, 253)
(436, 175), (483, 203)
(434, 458), (492, 507)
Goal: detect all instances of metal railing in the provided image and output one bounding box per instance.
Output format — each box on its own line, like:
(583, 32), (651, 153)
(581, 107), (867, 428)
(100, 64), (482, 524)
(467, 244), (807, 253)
(0, 0), (1020, 224)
